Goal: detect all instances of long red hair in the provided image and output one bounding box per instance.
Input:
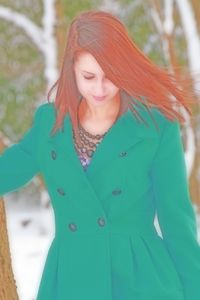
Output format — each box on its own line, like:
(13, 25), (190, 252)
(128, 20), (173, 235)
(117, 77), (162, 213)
(47, 9), (198, 137)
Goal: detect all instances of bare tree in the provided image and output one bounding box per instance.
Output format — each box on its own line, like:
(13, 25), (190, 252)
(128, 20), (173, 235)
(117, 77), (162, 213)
(0, 0), (58, 298)
(149, 0), (200, 209)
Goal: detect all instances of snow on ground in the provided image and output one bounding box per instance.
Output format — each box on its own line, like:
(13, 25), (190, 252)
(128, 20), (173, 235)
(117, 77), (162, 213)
(4, 201), (200, 300)
(5, 202), (55, 300)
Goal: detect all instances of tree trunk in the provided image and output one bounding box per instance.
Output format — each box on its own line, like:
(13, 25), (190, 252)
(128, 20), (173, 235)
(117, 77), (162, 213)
(0, 198), (19, 300)
(149, 0), (200, 212)
(55, 0), (68, 68)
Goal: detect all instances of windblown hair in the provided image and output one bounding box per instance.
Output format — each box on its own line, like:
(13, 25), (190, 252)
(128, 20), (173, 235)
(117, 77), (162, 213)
(47, 9), (198, 137)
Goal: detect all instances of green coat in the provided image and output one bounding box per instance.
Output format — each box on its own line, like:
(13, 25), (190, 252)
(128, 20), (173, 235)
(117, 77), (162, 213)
(0, 102), (200, 300)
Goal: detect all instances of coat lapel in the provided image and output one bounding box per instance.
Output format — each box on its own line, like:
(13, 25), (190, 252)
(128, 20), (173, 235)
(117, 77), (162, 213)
(46, 105), (159, 216)
(80, 108), (151, 178)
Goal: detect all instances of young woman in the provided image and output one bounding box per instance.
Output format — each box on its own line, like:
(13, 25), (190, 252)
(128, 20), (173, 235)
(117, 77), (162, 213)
(0, 9), (200, 300)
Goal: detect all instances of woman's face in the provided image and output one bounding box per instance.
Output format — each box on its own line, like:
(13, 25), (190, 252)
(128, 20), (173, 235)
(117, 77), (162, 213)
(73, 52), (120, 107)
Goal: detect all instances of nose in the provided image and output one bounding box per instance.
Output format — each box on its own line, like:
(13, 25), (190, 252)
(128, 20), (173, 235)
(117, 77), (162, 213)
(93, 79), (106, 96)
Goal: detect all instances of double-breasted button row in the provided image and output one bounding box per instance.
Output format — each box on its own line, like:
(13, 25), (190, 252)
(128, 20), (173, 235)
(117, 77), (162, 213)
(112, 188), (122, 195)
(51, 149), (65, 196)
(68, 217), (106, 232)
(52, 149), (127, 159)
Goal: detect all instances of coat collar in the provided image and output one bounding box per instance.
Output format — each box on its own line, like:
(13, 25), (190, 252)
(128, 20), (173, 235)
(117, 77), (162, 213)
(46, 104), (159, 179)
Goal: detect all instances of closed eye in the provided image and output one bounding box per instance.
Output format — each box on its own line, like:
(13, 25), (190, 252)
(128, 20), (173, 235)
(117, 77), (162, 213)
(83, 76), (94, 80)
(83, 75), (110, 82)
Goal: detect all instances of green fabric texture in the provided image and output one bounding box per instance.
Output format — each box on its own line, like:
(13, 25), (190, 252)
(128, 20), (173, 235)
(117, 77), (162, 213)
(0, 104), (44, 195)
(0, 102), (200, 300)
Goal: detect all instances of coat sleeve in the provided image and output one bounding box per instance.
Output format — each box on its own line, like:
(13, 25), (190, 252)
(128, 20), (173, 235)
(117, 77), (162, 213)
(150, 117), (200, 299)
(0, 104), (45, 197)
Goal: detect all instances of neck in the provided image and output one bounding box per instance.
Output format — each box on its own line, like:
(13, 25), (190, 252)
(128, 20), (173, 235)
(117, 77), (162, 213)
(78, 96), (121, 122)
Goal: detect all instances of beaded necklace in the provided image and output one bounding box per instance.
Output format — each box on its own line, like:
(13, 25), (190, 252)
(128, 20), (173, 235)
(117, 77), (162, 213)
(72, 121), (107, 162)
(72, 108), (119, 170)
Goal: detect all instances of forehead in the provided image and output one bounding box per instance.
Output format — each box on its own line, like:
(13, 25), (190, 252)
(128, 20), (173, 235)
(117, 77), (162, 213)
(75, 52), (104, 75)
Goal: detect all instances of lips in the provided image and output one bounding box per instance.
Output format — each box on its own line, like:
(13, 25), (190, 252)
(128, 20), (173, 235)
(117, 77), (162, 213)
(93, 95), (106, 101)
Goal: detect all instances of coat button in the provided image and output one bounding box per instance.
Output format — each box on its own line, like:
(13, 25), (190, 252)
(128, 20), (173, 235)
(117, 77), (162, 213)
(57, 187), (66, 196)
(68, 223), (77, 232)
(112, 188), (122, 195)
(119, 151), (127, 157)
(97, 217), (106, 227)
(51, 150), (57, 160)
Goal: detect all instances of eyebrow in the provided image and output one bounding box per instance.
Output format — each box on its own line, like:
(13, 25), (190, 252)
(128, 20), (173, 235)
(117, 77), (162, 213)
(81, 70), (96, 75)
(81, 70), (105, 76)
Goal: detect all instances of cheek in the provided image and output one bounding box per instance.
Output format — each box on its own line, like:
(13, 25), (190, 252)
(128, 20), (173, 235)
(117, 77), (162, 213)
(74, 73), (88, 92)
(76, 78), (89, 93)
(108, 84), (119, 95)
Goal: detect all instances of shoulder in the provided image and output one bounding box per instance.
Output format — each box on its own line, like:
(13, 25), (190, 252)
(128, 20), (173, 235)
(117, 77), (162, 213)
(33, 101), (59, 137)
(33, 101), (58, 127)
(135, 103), (180, 136)
(142, 106), (182, 153)
(34, 101), (56, 118)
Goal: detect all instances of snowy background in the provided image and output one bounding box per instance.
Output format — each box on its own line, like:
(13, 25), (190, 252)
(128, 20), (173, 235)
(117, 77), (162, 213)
(4, 195), (55, 300)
